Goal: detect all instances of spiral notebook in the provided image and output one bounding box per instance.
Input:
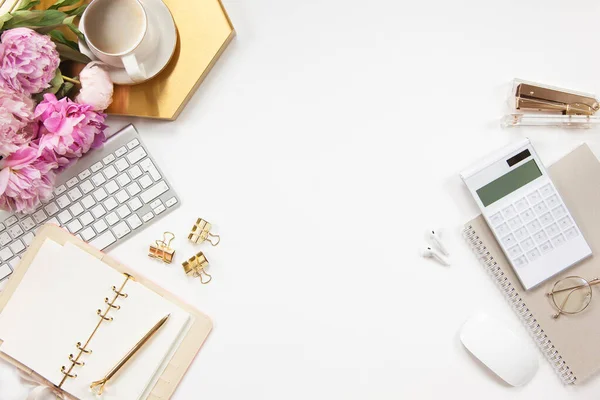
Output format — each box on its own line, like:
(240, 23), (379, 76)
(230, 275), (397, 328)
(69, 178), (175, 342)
(463, 143), (600, 385)
(0, 224), (213, 399)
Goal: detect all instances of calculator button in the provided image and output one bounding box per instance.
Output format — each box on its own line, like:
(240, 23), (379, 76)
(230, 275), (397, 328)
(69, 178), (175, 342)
(514, 198), (529, 212)
(540, 184), (555, 198)
(502, 234), (517, 246)
(558, 216), (573, 230)
(551, 234), (567, 247)
(520, 237), (536, 252)
(508, 245), (523, 258)
(545, 223), (560, 237)
(539, 212), (554, 226)
(552, 205), (567, 219)
(527, 191), (542, 204)
(546, 194), (560, 208)
(502, 205), (517, 219)
(514, 227), (529, 241)
(496, 223), (510, 237)
(513, 255), (528, 268)
(539, 241), (553, 254)
(520, 208), (535, 223)
(507, 216), (523, 230)
(533, 201), (548, 215)
(526, 220), (541, 233)
(489, 212), (504, 227)
(533, 230), (548, 244)
(564, 227), (580, 240)
(527, 248), (542, 261)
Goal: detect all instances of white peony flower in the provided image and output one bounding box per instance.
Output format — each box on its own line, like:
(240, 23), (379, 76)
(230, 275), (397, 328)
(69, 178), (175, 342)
(75, 62), (113, 111)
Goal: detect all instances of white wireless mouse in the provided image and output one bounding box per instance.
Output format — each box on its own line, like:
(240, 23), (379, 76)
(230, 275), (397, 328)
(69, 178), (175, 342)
(460, 312), (538, 386)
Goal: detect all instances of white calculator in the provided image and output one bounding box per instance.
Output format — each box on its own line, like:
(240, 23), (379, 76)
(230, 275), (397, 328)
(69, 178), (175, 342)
(461, 138), (592, 290)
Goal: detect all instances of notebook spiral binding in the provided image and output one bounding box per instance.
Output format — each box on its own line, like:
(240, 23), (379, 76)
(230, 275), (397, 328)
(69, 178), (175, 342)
(58, 273), (134, 387)
(463, 225), (577, 385)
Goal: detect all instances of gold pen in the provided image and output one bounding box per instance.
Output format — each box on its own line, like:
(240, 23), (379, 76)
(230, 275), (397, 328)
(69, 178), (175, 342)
(90, 314), (170, 395)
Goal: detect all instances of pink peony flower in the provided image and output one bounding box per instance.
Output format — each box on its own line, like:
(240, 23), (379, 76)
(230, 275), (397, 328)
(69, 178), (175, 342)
(35, 93), (107, 164)
(0, 145), (57, 213)
(75, 62), (113, 111)
(0, 85), (35, 156)
(0, 28), (60, 94)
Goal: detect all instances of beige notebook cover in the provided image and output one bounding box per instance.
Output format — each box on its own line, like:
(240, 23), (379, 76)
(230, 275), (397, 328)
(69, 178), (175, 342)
(0, 224), (213, 399)
(464, 143), (600, 385)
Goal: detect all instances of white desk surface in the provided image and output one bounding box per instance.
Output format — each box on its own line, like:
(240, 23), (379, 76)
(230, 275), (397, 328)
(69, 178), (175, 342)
(4, 0), (600, 398)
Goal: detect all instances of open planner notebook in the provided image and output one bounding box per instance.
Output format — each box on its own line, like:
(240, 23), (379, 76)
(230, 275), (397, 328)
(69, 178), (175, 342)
(463, 144), (600, 385)
(0, 225), (212, 400)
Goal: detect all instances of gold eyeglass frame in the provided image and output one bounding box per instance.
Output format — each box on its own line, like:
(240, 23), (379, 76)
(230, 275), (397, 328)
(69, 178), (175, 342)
(547, 276), (600, 319)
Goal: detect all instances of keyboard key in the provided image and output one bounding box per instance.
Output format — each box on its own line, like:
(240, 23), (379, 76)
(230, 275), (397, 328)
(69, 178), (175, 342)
(67, 219), (83, 233)
(78, 169), (91, 180)
(66, 177), (79, 188)
(115, 146), (127, 157)
(545, 223), (560, 237)
(0, 232), (10, 246)
(129, 165), (142, 179)
(507, 216), (523, 230)
(93, 188), (108, 202)
(115, 190), (130, 203)
(508, 244), (523, 258)
(127, 147), (147, 164)
(526, 220), (541, 234)
(127, 138), (140, 149)
(89, 231), (117, 250)
(54, 185), (66, 196)
(117, 173), (131, 187)
(105, 180), (119, 194)
(527, 248), (541, 261)
(104, 165), (118, 179)
(0, 223), (4, 232)
(496, 223), (510, 237)
(117, 205), (131, 218)
(58, 210), (72, 224)
(10, 239), (25, 254)
(8, 257), (20, 269)
(514, 227), (529, 241)
(153, 204), (166, 215)
(46, 217), (59, 227)
(33, 209), (47, 224)
(520, 208), (535, 223)
(514, 198), (529, 212)
(565, 227), (580, 240)
(521, 237), (536, 251)
(92, 173), (106, 186)
(104, 197), (118, 211)
(558, 216), (573, 230)
(126, 214), (142, 229)
(165, 197), (178, 207)
(148, 166), (161, 181)
(20, 217), (35, 231)
(81, 195), (95, 209)
(80, 180), (94, 194)
(142, 212), (154, 222)
(126, 182), (141, 196)
(4, 216), (17, 227)
(91, 162), (103, 172)
(513, 255), (528, 268)
(502, 233), (516, 246)
(0, 264), (12, 280)
(139, 175), (153, 189)
(69, 202), (84, 217)
(103, 153), (116, 165)
(0, 247), (13, 262)
(56, 194), (71, 208)
(150, 199), (162, 209)
(540, 184), (555, 198)
(533, 230), (548, 244)
(113, 221), (131, 238)
(551, 234), (566, 248)
(106, 212), (119, 226)
(533, 201), (548, 215)
(140, 181), (169, 204)
(80, 212), (94, 226)
(8, 224), (23, 239)
(527, 190), (542, 204)
(91, 204), (106, 218)
(115, 158), (129, 172)
(539, 212), (554, 226)
(552, 205), (567, 219)
(546, 194), (560, 208)
(128, 197), (142, 211)
(81, 227), (96, 241)
(93, 219), (108, 233)
(539, 241), (553, 254)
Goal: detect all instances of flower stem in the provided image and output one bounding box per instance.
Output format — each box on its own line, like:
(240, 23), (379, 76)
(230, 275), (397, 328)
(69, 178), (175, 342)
(63, 76), (81, 85)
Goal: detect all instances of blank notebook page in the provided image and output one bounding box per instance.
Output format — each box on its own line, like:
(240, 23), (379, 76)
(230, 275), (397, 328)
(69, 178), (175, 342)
(0, 239), (191, 400)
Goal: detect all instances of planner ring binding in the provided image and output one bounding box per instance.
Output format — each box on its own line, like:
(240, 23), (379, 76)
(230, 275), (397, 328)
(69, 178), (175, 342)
(463, 226), (576, 385)
(59, 273), (134, 387)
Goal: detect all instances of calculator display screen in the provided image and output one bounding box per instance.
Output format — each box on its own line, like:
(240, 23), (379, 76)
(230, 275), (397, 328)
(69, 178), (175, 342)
(476, 159), (542, 207)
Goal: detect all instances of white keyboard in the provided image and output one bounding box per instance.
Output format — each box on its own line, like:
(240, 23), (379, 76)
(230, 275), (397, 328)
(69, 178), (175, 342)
(0, 125), (180, 284)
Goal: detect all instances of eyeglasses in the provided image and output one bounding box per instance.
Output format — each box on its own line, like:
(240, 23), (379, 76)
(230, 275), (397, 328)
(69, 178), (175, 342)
(547, 276), (600, 319)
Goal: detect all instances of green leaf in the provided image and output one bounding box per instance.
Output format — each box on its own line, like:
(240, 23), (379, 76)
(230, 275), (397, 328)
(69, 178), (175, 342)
(55, 42), (90, 63)
(0, 13), (13, 30)
(66, 20), (84, 42)
(45, 69), (64, 95)
(66, 4), (86, 16)
(56, 81), (75, 99)
(50, 29), (77, 50)
(16, 0), (41, 11)
(3, 10), (67, 29)
(48, 0), (81, 10)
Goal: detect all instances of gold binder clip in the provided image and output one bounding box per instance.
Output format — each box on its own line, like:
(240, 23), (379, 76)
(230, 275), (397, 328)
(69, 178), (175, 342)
(515, 82), (600, 115)
(182, 252), (212, 284)
(188, 218), (220, 246)
(149, 232), (176, 264)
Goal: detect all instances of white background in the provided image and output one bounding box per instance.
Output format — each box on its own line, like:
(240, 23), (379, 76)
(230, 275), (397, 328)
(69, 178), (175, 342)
(4, 0), (600, 398)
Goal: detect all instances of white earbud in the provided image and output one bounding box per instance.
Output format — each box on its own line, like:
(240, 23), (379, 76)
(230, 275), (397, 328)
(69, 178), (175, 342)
(428, 229), (449, 256)
(421, 246), (450, 266)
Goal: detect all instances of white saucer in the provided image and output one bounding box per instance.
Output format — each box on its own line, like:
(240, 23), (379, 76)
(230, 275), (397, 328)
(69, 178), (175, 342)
(79, 0), (177, 85)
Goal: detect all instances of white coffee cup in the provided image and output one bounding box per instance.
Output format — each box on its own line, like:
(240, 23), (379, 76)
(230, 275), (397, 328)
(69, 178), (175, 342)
(80, 0), (158, 83)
